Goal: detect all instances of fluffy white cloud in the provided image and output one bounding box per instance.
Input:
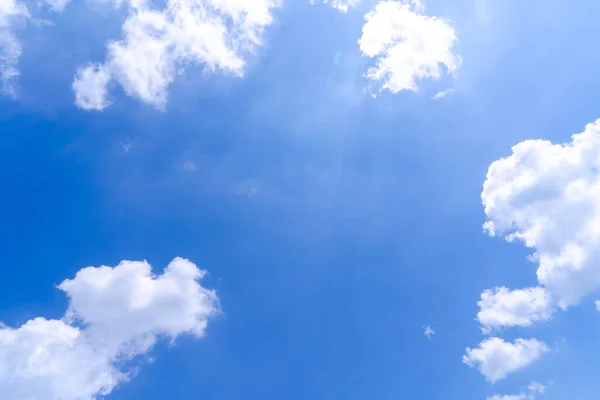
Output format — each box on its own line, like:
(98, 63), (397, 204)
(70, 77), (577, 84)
(0, 0), (27, 95)
(463, 337), (549, 383)
(0, 257), (219, 400)
(72, 64), (112, 110)
(73, 0), (279, 110)
(329, 0), (359, 12)
(466, 121), (600, 387)
(477, 286), (553, 333)
(358, 0), (460, 94)
(483, 120), (600, 309)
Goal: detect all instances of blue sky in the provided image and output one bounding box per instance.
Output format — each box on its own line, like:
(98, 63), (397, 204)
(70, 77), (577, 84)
(2, 0), (600, 399)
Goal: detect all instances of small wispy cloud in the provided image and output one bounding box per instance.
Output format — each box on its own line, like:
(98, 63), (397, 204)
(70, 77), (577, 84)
(433, 89), (454, 100)
(423, 324), (435, 339)
(183, 161), (197, 171)
(248, 187), (259, 198)
(487, 381), (546, 400)
(527, 382), (546, 396)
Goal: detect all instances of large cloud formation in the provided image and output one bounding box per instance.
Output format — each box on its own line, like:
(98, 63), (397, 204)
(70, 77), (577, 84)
(73, 0), (280, 110)
(0, 257), (219, 400)
(481, 120), (600, 318)
(466, 120), (600, 384)
(358, 0), (460, 94)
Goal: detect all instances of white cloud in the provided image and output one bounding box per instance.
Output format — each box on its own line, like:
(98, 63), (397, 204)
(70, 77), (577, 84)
(0, 257), (219, 400)
(487, 382), (546, 400)
(72, 64), (112, 110)
(43, 0), (72, 12)
(423, 324), (435, 339)
(73, 0), (279, 110)
(312, 0), (359, 13)
(433, 88), (453, 99)
(477, 286), (553, 333)
(463, 337), (549, 383)
(482, 120), (600, 309)
(329, 0), (359, 12)
(488, 396), (526, 400)
(0, 0), (70, 95)
(527, 382), (545, 395)
(358, 0), (460, 94)
(0, 0), (28, 95)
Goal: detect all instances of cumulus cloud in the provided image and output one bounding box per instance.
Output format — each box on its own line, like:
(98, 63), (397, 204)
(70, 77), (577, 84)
(463, 337), (549, 383)
(465, 121), (600, 387)
(73, 0), (279, 110)
(329, 0), (359, 12)
(358, 0), (460, 94)
(483, 120), (600, 309)
(72, 64), (112, 110)
(477, 286), (553, 333)
(0, 257), (219, 400)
